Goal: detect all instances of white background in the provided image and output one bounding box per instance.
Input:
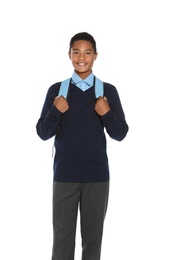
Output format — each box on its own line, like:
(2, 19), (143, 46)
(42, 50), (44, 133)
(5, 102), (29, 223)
(0, 0), (169, 259)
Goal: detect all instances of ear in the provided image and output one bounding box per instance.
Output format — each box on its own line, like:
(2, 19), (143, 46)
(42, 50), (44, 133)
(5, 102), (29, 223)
(68, 52), (71, 60)
(94, 52), (98, 60)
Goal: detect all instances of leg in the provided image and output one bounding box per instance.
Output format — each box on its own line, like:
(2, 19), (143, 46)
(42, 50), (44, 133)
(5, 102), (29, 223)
(80, 182), (109, 260)
(52, 182), (80, 260)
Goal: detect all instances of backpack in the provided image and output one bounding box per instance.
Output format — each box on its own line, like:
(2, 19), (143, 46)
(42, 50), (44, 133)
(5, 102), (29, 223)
(58, 76), (104, 99)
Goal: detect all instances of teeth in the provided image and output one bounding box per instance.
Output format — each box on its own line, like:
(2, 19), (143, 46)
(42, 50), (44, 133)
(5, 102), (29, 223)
(78, 63), (86, 66)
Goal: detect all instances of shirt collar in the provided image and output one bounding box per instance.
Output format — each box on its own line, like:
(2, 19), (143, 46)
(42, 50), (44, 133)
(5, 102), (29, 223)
(72, 72), (94, 87)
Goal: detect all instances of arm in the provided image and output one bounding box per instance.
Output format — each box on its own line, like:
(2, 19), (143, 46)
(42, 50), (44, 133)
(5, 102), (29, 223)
(36, 85), (69, 141)
(94, 86), (129, 141)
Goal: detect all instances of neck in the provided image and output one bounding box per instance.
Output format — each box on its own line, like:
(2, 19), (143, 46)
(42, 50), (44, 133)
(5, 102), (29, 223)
(74, 70), (92, 80)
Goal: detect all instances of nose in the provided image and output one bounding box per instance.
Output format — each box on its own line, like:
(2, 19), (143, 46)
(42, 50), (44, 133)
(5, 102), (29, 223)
(79, 52), (85, 59)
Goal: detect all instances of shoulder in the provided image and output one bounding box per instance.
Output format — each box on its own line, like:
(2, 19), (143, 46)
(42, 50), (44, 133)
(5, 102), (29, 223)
(48, 81), (61, 91)
(103, 82), (122, 106)
(103, 82), (118, 95)
(46, 82), (61, 97)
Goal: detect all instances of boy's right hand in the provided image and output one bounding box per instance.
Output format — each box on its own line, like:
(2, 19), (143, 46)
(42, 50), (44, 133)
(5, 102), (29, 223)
(54, 96), (69, 113)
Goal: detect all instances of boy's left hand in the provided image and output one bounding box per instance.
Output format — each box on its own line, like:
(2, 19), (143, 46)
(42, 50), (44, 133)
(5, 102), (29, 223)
(94, 96), (110, 116)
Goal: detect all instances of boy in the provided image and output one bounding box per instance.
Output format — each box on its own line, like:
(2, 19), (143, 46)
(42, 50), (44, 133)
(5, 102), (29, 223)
(36, 32), (129, 260)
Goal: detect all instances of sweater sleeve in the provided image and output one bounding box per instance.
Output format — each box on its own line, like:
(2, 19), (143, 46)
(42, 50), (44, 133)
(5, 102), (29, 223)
(36, 84), (63, 140)
(101, 85), (129, 141)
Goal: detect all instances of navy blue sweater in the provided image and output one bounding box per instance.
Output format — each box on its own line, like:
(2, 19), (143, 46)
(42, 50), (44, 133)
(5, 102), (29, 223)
(36, 80), (128, 182)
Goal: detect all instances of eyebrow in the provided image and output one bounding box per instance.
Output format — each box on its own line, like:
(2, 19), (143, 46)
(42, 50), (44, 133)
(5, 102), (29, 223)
(72, 48), (93, 51)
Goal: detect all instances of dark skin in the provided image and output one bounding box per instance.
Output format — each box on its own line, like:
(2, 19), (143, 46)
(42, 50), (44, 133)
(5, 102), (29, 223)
(54, 40), (110, 116)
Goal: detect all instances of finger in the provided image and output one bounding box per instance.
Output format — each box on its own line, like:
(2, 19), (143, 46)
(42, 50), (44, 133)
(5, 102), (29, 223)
(59, 95), (65, 100)
(97, 96), (104, 101)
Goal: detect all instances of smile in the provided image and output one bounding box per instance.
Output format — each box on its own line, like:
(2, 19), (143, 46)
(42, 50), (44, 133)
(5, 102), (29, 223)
(77, 62), (86, 66)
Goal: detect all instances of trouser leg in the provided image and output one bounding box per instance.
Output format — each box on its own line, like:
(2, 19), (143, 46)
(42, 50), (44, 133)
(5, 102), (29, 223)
(52, 182), (80, 260)
(80, 182), (109, 260)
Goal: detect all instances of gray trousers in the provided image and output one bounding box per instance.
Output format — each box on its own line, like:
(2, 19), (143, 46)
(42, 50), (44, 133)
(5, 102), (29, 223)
(52, 181), (109, 260)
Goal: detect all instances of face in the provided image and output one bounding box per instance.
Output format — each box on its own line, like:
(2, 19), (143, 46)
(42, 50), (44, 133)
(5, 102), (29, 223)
(68, 40), (98, 79)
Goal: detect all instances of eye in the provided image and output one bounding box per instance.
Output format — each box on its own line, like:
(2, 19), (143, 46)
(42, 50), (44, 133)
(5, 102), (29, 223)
(86, 51), (92, 55)
(73, 51), (79, 55)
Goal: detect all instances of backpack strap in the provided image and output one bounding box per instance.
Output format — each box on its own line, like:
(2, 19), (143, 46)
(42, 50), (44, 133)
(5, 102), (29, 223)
(94, 77), (104, 98)
(58, 78), (71, 99)
(58, 76), (104, 99)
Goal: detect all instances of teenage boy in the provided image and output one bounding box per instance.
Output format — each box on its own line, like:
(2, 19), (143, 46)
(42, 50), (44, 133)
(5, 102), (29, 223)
(36, 32), (129, 260)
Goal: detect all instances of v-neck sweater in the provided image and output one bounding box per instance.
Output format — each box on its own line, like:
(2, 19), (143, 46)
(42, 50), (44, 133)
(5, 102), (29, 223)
(36, 81), (128, 182)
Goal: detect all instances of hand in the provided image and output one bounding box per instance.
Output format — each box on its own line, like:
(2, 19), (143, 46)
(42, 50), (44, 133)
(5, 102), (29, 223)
(94, 96), (110, 116)
(54, 96), (69, 113)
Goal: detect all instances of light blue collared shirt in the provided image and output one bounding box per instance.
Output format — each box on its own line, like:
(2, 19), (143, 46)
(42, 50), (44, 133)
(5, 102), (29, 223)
(71, 72), (94, 91)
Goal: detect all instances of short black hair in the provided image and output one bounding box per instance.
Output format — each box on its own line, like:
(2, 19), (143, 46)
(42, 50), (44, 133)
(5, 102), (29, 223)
(69, 32), (97, 54)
